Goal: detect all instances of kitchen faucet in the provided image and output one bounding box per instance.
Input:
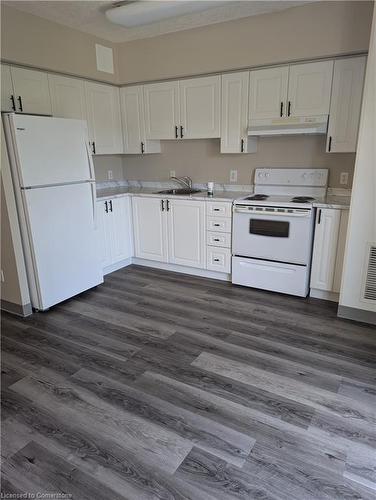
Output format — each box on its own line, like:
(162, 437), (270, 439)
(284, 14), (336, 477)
(170, 176), (193, 189)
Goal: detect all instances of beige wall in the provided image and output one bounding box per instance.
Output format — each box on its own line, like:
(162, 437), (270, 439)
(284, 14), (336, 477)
(93, 156), (124, 182)
(117, 1), (373, 84)
(122, 136), (356, 188)
(1, 5), (118, 83)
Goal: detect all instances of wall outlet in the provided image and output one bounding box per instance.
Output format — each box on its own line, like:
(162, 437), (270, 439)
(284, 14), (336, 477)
(230, 170), (238, 183)
(340, 172), (349, 185)
(107, 170), (113, 180)
(170, 170), (176, 179)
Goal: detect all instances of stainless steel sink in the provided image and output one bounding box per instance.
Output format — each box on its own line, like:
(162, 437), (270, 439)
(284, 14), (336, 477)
(155, 188), (202, 195)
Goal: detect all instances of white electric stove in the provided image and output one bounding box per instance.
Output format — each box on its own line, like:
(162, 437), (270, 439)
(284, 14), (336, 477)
(232, 168), (328, 297)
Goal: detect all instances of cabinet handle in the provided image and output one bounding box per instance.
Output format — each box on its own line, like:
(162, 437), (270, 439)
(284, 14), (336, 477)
(175, 126), (179, 139)
(105, 201), (109, 213)
(166, 199), (170, 211)
(180, 126), (184, 138)
(214, 258), (220, 262)
(92, 141), (96, 154)
(10, 95), (16, 111)
(109, 200), (113, 212)
(161, 199), (165, 211)
(280, 102), (284, 117)
(141, 142), (145, 154)
(317, 209), (322, 224)
(213, 208), (220, 211)
(287, 101), (291, 117)
(214, 223), (220, 227)
(214, 238), (220, 242)
(17, 96), (23, 112)
(328, 136), (332, 152)
(241, 139), (244, 153)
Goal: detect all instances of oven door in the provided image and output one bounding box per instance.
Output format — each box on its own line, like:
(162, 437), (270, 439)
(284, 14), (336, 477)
(233, 205), (314, 265)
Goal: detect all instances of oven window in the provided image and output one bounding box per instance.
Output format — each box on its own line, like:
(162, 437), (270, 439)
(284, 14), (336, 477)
(249, 219), (290, 237)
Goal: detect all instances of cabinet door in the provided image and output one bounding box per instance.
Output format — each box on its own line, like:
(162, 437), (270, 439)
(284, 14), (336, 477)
(144, 81), (180, 140)
(326, 57), (366, 153)
(168, 199), (206, 269)
(288, 61), (333, 117)
(221, 72), (250, 153)
(180, 75), (220, 139)
(310, 208), (341, 291)
(49, 74), (87, 121)
(96, 199), (113, 268)
(85, 82), (123, 154)
(120, 86), (145, 154)
(111, 197), (133, 262)
(132, 197), (168, 262)
(249, 66), (288, 121)
(11, 67), (52, 115)
(1, 65), (15, 112)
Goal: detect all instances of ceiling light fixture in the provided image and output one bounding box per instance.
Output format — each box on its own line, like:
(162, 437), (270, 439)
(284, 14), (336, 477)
(105, 1), (228, 28)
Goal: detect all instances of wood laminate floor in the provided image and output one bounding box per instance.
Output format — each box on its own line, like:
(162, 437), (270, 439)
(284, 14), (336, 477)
(1, 265), (376, 499)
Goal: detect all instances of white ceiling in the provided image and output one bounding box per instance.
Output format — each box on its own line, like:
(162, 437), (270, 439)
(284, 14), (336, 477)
(4, 1), (310, 43)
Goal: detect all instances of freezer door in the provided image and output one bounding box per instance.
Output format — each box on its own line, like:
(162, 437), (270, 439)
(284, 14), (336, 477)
(11, 114), (93, 187)
(23, 182), (103, 310)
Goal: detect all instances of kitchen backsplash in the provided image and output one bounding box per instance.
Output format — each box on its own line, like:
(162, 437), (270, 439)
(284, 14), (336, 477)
(94, 136), (356, 188)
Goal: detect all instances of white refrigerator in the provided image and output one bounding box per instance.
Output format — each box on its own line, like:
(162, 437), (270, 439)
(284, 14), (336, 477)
(3, 113), (103, 311)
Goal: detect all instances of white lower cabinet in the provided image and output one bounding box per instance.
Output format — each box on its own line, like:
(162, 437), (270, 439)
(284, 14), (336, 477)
(310, 208), (349, 293)
(168, 199), (206, 268)
(206, 201), (232, 274)
(132, 196), (206, 269)
(97, 196), (133, 271)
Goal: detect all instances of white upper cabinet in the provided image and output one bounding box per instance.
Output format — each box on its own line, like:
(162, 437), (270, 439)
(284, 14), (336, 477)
(120, 86), (160, 154)
(85, 82), (123, 154)
(249, 66), (289, 121)
(326, 56), (366, 153)
(49, 74), (87, 121)
(287, 60), (333, 117)
(168, 199), (206, 269)
(10, 67), (52, 115)
(1, 64), (14, 112)
(221, 71), (250, 153)
(144, 81), (180, 140)
(132, 196), (168, 262)
(180, 75), (221, 139)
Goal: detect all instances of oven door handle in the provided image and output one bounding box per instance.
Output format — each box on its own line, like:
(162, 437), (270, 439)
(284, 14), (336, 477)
(234, 207), (311, 217)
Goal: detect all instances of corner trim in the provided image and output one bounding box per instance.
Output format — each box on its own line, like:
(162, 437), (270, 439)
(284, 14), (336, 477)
(1, 299), (32, 317)
(338, 305), (376, 326)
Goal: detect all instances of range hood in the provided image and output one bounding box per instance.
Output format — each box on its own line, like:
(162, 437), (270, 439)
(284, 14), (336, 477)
(248, 115), (328, 136)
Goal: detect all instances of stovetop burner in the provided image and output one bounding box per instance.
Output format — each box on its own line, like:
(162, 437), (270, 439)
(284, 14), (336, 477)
(245, 194), (269, 201)
(291, 196), (315, 203)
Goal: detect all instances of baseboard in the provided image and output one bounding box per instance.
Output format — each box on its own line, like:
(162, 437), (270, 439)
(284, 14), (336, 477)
(103, 258), (132, 275)
(1, 299), (32, 317)
(338, 305), (376, 326)
(309, 288), (339, 302)
(132, 258), (231, 281)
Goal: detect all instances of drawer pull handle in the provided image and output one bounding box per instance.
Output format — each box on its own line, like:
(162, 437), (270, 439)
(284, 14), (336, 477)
(214, 258), (220, 262)
(213, 208), (220, 211)
(214, 224), (220, 227)
(214, 238), (220, 241)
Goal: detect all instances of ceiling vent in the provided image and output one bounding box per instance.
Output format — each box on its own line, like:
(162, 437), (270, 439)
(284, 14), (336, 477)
(363, 244), (376, 301)
(105, 1), (227, 28)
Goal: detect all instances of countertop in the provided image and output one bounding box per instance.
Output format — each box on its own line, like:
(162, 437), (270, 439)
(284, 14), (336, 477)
(96, 186), (351, 209)
(96, 186), (249, 202)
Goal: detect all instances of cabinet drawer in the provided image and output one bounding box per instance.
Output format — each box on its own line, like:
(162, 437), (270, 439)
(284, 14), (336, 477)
(207, 217), (232, 233)
(207, 247), (231, 273)
(207, 231), (231, 248)
(207, 202), (232, 218)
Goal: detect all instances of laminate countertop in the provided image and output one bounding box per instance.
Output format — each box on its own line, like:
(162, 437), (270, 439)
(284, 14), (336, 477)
(96, 187), (351, 209)
(96, 187), (249, 203)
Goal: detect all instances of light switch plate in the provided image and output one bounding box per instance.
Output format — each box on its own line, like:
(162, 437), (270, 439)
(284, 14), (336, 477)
(170, 170), (176, 178)
(108, 170), (113, 180)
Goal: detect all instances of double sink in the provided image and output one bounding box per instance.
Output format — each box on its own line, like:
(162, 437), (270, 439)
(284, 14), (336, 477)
(155, 188), (202, 195)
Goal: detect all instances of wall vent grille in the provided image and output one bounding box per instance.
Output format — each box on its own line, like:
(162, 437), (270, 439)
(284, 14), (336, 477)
(364, 245), (376, 301)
